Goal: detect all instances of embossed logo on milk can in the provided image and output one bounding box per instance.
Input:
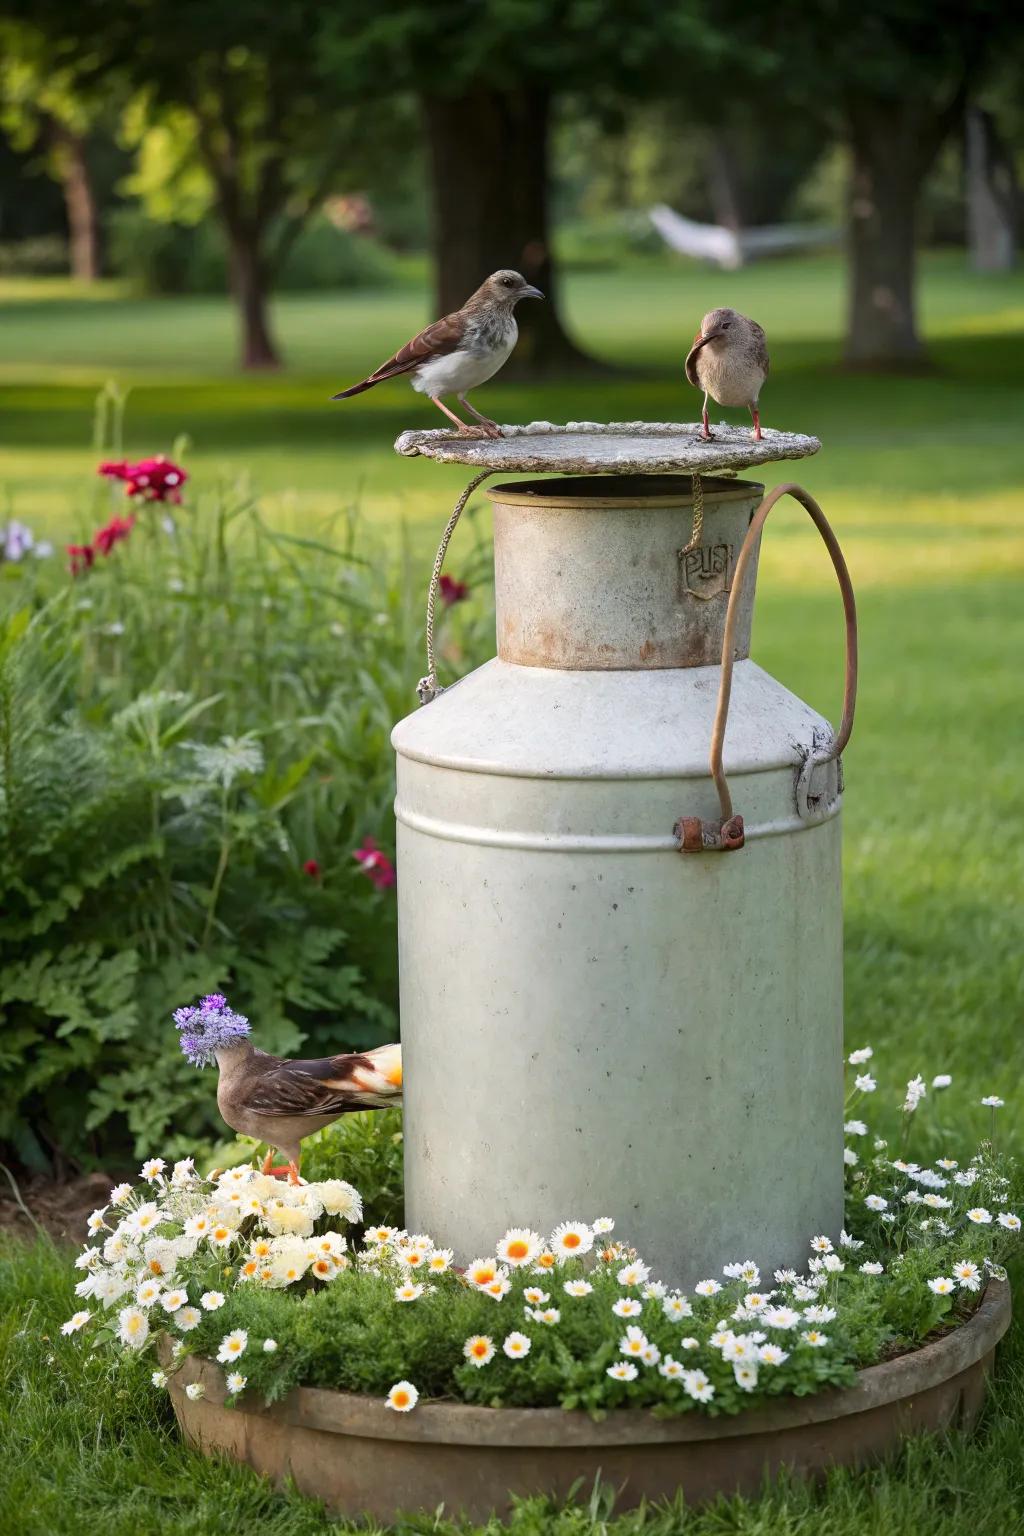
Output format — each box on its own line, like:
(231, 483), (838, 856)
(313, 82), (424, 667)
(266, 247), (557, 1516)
(681, 542), (733, 601)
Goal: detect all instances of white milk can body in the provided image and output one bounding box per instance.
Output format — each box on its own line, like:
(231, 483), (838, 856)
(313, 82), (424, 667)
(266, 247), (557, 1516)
(392, 476), (844, 1284)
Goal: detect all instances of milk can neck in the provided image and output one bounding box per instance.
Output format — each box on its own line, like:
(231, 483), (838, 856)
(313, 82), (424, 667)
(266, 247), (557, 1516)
(488, 474), (764, 671)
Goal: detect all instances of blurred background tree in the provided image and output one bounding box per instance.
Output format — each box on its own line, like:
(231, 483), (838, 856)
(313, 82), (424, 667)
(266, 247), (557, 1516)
(2, 0), (1021, 369)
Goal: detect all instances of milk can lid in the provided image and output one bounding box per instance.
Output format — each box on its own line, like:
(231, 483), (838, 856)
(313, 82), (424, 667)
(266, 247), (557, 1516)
(394, 420), (820, 476)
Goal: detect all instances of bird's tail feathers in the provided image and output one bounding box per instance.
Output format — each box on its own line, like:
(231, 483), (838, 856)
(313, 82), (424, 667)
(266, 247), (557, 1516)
(331, 378), (376, 400)
(349, 1042), (402, 1102)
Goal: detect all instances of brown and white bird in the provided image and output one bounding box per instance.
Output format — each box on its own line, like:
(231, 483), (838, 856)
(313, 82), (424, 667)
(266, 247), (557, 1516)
(174, 994), (401, 1184)
(685, 307), (770, 441)
(331, 269), (543, 438)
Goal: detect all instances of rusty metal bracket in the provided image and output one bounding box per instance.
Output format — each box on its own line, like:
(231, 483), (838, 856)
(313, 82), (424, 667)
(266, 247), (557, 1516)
(675, 815), (745, 853)
(676, 482), (858, 855)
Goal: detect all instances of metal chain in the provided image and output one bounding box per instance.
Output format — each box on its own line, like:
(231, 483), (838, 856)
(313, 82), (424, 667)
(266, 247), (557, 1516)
(417, 468), (496, 705)
(678, 472), (704, 558)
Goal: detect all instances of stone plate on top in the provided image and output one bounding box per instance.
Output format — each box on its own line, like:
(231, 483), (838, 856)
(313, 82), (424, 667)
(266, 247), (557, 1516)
(394, 420), (820, 476)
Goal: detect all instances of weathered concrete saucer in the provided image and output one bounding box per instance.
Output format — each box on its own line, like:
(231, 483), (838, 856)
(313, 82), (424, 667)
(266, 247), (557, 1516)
(393, 420), (820, 477)
(164, 1282), (1009, 1523)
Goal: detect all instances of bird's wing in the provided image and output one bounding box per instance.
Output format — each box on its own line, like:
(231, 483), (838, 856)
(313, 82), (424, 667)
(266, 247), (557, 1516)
(333, 311), (468, 397)
(751, 321), (770, 378)
(237, 1045), (402, 1119)
(684, 332), (704, 389)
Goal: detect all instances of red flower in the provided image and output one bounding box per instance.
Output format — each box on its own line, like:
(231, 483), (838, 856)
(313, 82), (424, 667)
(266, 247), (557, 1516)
(99, 456), (187, 504)
(439, 574), (469, 606)
(67, 543), (95, 576)
(353, 837), (396, 891)
(302, 859), (321, 879)
(93, 514), (136, 557)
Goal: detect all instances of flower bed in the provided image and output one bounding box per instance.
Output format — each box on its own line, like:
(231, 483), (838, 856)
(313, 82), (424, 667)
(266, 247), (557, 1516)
(63, 1051), (1019, 1425)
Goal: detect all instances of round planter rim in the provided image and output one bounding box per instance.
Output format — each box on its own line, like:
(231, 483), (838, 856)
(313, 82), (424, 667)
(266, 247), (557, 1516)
(168, 1280), (1010, 1450)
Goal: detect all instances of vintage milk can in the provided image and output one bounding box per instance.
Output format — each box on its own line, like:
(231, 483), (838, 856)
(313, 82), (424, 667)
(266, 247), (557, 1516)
(391, 424), (856, 1285)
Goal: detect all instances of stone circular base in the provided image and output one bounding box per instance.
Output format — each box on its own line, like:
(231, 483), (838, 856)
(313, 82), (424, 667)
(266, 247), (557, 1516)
(165, 1284), (1009, 1522)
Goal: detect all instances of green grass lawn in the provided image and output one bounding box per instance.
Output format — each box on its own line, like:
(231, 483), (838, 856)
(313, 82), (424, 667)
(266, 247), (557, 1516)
(1, 253), (1023, 1532)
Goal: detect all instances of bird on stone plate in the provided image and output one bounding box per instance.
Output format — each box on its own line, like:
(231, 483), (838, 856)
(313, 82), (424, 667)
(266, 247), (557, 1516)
(174, 994), (402, 1184)
(685, 307), (770, 441)
(331, 269), (543, 438)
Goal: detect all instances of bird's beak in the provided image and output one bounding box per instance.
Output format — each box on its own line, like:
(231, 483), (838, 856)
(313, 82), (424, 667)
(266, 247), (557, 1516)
(693, 327), (724, 349)
(521, 285), (544, 300)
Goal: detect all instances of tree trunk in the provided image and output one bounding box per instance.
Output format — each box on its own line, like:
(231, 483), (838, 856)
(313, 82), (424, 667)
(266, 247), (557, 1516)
(226, 230), (280, 370)
(965, 107), (1017, 273)
(49, 122), (99, 283)
(423, 88), (597, 375)
(844, 127), (924, 369)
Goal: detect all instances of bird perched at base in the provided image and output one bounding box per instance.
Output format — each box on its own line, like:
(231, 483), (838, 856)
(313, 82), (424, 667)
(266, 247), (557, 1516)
(331, 269), (543, 437)
(174, 994), (402, 1184)
(685, 307), (770, 441)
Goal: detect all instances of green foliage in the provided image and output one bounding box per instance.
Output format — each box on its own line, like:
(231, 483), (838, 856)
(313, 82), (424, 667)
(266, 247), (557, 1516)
(0, 416), (493, 1169)
(106, 209), (399, 296)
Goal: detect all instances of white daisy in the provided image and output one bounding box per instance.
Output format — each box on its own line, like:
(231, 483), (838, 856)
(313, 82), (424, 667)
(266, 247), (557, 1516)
(981, 1096), (1004, 1108)
(61, 1311), (91, 1335)
(839, 1230), (864, 1250)
(616, 1260), (650, 1287)
(733, 1363), (759, 1391)
(801, 1329), (829, 1347)
(386, 1381), (418, 1412)
(954, 1171), (979, 1187)
(953, 1261), (981, 1291)
(936, 1159), (959, 1171)
(682, 1369), (714, 1403)
(140, 1158), (166, 1182)
(465, 1258), (502, 1289)
(764, 1306), (800, 1330)
(86, 1209), (109, 1235)
(225, 1372), (247, 1393)
(200, 1291), (226, 1311)
(483, 1277), (512, 1300)
(216, 1329), (248, 1363)
(564, 1279), (593, 1297)
(854, 1074), (876, 1093)
(848, 1046), (873, 1064)
(534, 1308), (560, 1326)
(176, 1307), (201, 1331)
(694, 1278), (721, 1297)
(966, 1208), (992, 1225)
(550, 1221), (593, 1260)
(523, 1287), (549, 1306)
(758, 1343), (788, 1366)
(809, 1235), (833, 1254)
(927, 1277), (955, 1295)
(463, 1335), (495, 1367)
(607, 1361), (638, 1381)
(394, 1281), (425, 1302)
(844, 1120), (868, 1136)
(160, 1289), (188, 1313)
(709, 1326), (735, 1349)
(641, 1342), (661, 1366)
(662, 1294), (693, 1321)
(109, 1182), (133, 1206)
(497, 1229), (543, 1268)
(151, 1370), (168, 1388)
(998, 1213), (1021, 1232)
(619, 1325), (649, 1357)
(135, 1280), (162, 1306)
(679, 1336), (700, 1351)
(803, 1305), (837, 1324)
(426, 1248), (453, 1274)
(117, 1306), (150, 1349)
(502, 1332), (531, 1359)
(592, 1217), (615, 1234)
(642, 1281), (667, 1300)
(859, 1261), (884, 1275)
(612, 1297), (642, 1318)
(931, 1074), (952, 1089)
(844, 1149), (859, 1166)
(658, 1354), (684, 1379)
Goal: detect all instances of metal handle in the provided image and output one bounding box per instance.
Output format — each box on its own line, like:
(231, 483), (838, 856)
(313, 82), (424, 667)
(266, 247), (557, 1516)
(676, 482), (858, 854)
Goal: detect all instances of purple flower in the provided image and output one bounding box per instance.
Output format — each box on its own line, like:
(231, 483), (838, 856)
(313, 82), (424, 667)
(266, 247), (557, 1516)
(173, 994), (251, 1067)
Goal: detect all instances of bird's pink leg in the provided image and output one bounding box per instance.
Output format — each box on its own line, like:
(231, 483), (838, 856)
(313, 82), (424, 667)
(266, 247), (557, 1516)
(430, 397), (491, 438)
(751, 405), (762, 442)
(701, 397), (713, 442)
(458, 394), (502, 438)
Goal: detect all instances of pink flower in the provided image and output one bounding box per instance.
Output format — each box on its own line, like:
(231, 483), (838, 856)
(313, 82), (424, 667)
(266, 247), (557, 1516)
(99, 456), (187, 504)
(93, 514), (136, 556)
(67, 543), (95, 576)
(353, 837), (396, 890)
(439, 574), (469, 606)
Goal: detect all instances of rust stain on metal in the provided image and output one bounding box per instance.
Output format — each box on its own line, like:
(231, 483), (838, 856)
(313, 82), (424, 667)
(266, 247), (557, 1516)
(675, 815), (746, 853)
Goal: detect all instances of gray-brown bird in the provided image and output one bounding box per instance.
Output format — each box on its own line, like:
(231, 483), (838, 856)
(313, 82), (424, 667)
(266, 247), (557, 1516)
(175, 994), (402, 1184)
(685, 307), (770, 441)
(331, 269), (543, 438)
